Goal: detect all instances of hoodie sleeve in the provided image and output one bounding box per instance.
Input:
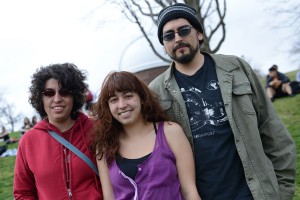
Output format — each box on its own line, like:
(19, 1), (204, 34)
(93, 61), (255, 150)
(14, 136), (38, 200)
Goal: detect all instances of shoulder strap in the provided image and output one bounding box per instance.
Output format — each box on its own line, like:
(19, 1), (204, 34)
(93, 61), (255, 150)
(153, 122), (157, 134)
(48, 131), (99, 176)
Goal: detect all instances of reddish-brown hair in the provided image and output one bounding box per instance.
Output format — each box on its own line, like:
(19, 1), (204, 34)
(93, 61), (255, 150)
(91, 71), (168, 165)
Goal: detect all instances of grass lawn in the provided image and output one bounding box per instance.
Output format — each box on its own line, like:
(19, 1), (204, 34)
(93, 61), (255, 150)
(0, 71), (299, 199)
(0, 132), (20, 200)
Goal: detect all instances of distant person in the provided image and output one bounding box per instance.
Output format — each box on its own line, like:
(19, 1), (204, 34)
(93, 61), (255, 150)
(84, 88), (95, 118)
(86, 102), (96, 119)
(265, 64), (278, 80)
(149, 3), (296, 200)
(21, 116), (33, 135)
(14, 63), (103, 199)
(85, 88), (94, 107)
(31, 115), (38, 126)
(266, 65), (295, 102)
(92, 71), (201, 200)
(0, 126), (19, 144)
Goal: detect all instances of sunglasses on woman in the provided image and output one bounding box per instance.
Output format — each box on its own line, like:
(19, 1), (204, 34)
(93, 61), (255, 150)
(162, 26), (193, 41)
(42, 89), (72, 97)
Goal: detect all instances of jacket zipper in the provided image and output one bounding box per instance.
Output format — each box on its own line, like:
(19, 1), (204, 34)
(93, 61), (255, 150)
(63, 147), (73, 199)
(68, 188), (72, 198)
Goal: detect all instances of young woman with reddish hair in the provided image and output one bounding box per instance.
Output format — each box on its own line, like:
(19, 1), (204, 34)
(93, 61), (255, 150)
(92, 71), (200, 200)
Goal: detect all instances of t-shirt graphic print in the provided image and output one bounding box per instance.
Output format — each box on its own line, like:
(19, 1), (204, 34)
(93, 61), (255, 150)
(174, 53), (253, 200)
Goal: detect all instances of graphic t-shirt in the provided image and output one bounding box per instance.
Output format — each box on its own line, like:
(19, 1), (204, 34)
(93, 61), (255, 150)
(174, 53), (253, 200)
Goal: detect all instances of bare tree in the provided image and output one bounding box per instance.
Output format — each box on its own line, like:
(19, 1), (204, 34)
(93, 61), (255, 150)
(264, 0), (300, 58)
(291, 41), (300, 56)
(0, 92), (23, 132)
(107, 0), (226, 63)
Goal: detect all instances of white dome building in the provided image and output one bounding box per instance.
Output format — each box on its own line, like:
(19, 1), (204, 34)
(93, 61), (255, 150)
(119, 35), (170, 84)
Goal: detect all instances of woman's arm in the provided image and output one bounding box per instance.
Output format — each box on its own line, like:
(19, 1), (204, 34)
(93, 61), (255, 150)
(14, 139), (38, 199)
(164, 121), (201, 200)
(96, 155), (115, 200)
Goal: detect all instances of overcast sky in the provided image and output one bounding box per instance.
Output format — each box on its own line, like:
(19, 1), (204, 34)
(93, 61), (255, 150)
(0, 0), (298, 129)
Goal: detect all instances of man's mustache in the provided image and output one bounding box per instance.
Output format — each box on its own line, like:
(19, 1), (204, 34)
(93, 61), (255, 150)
(173, 42), (191, 52)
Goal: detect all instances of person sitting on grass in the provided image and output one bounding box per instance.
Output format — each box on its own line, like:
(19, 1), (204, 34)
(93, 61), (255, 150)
(0, 126), (19, 144)
(266, 65), (295, 102)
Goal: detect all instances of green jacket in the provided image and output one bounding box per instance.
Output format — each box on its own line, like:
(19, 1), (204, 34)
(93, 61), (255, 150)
(149, 53), (296, 200)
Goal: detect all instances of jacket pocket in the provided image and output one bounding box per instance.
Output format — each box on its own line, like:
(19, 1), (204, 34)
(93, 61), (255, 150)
(232, 82), (256, 115)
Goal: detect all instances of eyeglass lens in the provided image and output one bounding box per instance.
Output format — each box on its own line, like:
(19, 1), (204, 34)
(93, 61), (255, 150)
(162, 26), (192, 41)
(42, 89), (72, 97)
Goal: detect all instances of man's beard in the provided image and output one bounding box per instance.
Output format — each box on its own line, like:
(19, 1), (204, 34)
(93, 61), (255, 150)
(169, 42), (199, 64)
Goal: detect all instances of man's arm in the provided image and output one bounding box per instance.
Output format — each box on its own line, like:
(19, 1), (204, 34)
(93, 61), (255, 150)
(246, 63), (296, 200)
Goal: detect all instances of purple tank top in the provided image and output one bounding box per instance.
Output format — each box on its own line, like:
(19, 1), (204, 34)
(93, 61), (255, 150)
(108, 121), (183, 200)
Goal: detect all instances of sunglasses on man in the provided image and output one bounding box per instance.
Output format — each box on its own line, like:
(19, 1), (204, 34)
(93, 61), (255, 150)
(162, 26), (193, 41)
(42, 89), (73, 97)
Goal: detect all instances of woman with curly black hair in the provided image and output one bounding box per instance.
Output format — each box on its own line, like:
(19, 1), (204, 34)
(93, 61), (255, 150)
(14, 63), (103, 200)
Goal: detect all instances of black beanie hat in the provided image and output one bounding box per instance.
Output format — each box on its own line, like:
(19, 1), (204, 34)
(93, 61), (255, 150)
(269, 66), (277, 71)
(157, 3), (203, 44)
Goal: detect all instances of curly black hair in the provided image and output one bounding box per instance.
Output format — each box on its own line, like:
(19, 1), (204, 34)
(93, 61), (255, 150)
(28, 63), (88, 120)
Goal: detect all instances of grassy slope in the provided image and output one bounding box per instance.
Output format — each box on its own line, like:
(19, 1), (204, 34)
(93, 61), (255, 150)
(0, 71), (299, 200)
(0, 132), (19, 200)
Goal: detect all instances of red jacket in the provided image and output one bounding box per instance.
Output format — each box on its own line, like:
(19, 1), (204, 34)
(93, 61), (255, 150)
(14, 112), (102, 200)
